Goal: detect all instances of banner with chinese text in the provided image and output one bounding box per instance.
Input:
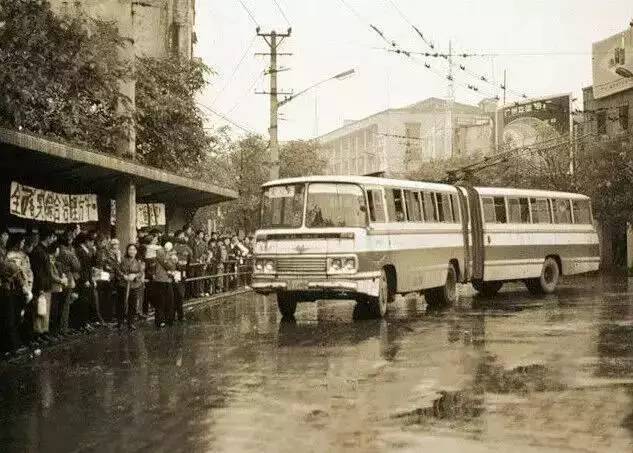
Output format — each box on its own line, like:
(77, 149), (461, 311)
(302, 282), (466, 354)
(9, 182), (98, 224)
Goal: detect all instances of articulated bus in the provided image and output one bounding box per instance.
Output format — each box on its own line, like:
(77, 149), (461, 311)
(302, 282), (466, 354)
(251, 176), (600, 318)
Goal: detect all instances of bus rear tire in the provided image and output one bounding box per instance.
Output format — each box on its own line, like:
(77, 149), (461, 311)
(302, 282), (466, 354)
(277, 292), (297, 318)
(365, 269), (389, 318)
(525, 257), (560, 295)
(424, 264), (458, 308)
(472, 280), (503, 297)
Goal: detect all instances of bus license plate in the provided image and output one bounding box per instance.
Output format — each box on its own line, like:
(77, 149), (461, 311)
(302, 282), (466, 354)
(288, 280), (308, 290)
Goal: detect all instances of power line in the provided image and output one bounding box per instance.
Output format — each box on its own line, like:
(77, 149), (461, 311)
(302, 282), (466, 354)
(384, 0), (434, 49)
(236, 0), (259, 27)
(226, 68), (266, 114)
(197, 102), (257, 134)
(271, 0), (291, 27)
(210, 35), (257, 106)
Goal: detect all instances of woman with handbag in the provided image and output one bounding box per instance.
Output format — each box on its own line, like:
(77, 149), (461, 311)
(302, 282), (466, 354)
(58, 232), (81, 335)
(4, 234), (33, 353)
(33, 243), (67, 339)
(116, 244), (144, 329)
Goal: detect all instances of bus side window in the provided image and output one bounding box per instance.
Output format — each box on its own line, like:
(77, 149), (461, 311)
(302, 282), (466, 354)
(405, 190), (422, 222)
(437, 193), (453, 223)
(531, 198), (551, 223)
(508, 197), (530, 223)
(482, 197), (496, 223)
(450, 194), (461, 223)
(422, 191), (437, 222)
(553, 198), (572, 224)
(367, 189), (386, 223)
(572, 199), (592, 224)
(391, 189), (406, 222)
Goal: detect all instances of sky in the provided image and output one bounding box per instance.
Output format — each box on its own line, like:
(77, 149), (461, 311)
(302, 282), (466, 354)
(195, 0), (633, 140)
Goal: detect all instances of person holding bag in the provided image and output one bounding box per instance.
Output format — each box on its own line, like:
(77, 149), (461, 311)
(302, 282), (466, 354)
(115, 244), (144, 330)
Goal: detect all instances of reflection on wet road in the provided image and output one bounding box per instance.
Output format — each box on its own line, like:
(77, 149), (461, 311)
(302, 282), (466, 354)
(2, 275), (633, 452)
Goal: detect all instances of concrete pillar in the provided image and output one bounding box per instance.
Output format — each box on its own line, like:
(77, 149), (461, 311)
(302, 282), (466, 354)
(627, 223), (633, 270)
(116, 178), (136, 248)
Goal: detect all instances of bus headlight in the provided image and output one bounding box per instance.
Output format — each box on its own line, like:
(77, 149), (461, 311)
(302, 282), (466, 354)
(327, 257), (357, 274)
(255, 259), (275, 273)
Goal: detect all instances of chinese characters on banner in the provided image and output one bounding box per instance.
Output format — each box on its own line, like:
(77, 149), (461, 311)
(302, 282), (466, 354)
(9, 182), (98, 224)
(109, 200), (166, 229)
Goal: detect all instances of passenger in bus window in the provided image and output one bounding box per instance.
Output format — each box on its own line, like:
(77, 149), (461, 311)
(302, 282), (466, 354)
(531, 198), (552, 223)
(422, 192), (437, 222)
(553, 199), (572, 224)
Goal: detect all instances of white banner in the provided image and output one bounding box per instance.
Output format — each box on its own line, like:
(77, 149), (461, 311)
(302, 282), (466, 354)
(9, 182), (98, 224)
(110, 200), (166, 229)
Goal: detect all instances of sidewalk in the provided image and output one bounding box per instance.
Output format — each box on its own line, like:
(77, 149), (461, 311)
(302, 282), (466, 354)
(1, 287), (253, 366)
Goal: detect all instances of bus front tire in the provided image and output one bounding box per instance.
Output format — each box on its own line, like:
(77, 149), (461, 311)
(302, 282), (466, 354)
(363, 269), (389, 318)
(277, 292), (297, 318)
(424, 264), (458, 308)
(525, 257), (560, 295)
(472, 280), (503, 297)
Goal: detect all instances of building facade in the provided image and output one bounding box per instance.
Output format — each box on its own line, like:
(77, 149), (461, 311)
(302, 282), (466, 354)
(49, 0), (195, 59)
(317, 98), (493, 177)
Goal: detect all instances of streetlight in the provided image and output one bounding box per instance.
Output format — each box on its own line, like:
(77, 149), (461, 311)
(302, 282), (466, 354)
(279, 68), (355, 107)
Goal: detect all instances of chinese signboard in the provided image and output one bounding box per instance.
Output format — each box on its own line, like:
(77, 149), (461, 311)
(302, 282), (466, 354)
(136, 203), (166, 229)
(110, 200), (166, 229)
(592, 28), (633, 99)
(496, 94), (571, 148)
(9, 182), (98, 224)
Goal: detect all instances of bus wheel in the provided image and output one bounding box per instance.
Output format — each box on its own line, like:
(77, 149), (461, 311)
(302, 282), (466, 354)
(472, 280), (503, 297)
(277, 292), (298, 318)
(424, 264), (458, 308)
(525, 257), (560, 295)
(366, 269), (389, 318)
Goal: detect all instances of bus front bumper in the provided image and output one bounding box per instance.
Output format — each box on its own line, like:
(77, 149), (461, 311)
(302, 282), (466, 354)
(252, 272), (381, 297)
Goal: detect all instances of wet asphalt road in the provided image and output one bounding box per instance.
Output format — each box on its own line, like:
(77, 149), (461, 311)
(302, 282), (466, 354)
(2, 276), (633, 452)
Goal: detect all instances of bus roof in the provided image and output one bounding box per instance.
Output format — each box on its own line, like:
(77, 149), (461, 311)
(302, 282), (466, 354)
(474, 186), (590, 200)
(261, 176), (590, 200)
(261, 175), (457, 192)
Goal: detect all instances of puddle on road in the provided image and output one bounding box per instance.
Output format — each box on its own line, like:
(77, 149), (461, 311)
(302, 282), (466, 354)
(392, 354), (565, 430)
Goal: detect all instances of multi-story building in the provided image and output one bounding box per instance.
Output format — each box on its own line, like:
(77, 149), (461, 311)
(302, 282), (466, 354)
(317, 98), (493, 177)
(49, 0), (195, 59)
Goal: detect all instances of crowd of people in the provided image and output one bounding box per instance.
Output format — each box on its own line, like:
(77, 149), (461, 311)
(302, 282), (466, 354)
(0, 224), (254, 359)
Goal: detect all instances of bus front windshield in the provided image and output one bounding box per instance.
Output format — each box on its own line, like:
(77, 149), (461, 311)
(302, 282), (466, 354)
(305, 183), (367, 228)
(261, 184), (305, 229)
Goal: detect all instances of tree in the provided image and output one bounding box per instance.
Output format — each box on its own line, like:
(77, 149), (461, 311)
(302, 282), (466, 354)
(195, 136), (328, 233)
(279, 140), (327, 178)
(0, 0), (131, 152)
(135, 56), (214, 172)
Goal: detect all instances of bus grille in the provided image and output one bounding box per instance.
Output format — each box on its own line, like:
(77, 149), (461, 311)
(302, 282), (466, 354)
(276, 257), (327, 274)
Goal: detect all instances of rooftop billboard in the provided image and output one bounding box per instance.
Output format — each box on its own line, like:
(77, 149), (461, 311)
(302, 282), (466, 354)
(592, 28), (633, 99)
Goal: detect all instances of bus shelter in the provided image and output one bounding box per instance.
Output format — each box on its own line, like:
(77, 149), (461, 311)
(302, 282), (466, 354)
(0, 128), (237, 245)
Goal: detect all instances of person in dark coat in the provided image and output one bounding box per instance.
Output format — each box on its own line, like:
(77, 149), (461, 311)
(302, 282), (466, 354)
(116, 244), (144, 329)
(74, 232), (97, 330)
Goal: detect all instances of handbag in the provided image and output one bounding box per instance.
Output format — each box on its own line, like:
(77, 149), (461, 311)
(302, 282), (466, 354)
(37, 293), (48, 316)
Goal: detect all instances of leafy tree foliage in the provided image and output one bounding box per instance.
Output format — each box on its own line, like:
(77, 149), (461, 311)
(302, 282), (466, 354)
(135, 56), (213, 171)
(0, 0), (130, 152)
(195, 137), (327, 233)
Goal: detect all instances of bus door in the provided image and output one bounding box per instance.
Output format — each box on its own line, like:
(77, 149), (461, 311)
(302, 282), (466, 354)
(464, 186), (484, 280)
(456, 187), (471, 282)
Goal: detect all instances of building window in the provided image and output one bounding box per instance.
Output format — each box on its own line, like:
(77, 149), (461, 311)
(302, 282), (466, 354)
(597, 111), (607, 135)
(620, 105), (629, 131)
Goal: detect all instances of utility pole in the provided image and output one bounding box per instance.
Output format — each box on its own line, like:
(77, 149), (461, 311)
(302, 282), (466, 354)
(256, 28), (292, 181)
(446, 40), (454, 158)
(503, 69), (507, 106)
